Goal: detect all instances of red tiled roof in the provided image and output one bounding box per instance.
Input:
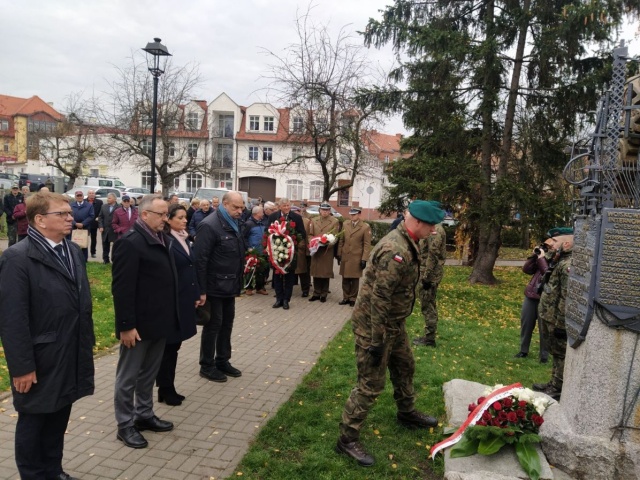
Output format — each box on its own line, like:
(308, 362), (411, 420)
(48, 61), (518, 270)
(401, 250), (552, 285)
(0, 94), (63, 120)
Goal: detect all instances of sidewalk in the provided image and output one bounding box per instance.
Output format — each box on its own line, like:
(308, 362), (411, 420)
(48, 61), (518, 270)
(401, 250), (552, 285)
(0, 274), (352, 480)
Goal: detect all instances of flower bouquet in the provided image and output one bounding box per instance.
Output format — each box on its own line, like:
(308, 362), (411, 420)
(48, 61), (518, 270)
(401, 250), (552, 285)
(430, 383), (549, 480)
(243, 248), (268, 289)
(309, 231), (340, 256)
(264, 219), (298, 274)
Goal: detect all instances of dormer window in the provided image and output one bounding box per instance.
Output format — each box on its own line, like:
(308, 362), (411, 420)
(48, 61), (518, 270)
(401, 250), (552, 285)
(292, 116), (304, 133)
(249, 116), (260, 131)
(263, 116), (274, 132)
(186, 112), (199, 130)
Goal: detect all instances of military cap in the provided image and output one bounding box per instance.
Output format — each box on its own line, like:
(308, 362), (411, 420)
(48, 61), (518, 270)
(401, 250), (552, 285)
(408, 200), (445, 224)
(547, 227), (573, 237)
(349, 207), (362, 214)
(319, 202), (331, 209)
(300, 201), (308, 207)
(425, 200), (442, 209)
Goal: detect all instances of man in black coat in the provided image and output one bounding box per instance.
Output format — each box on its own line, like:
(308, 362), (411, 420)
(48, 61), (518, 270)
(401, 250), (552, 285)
(3, 183), (23, 246)
(112, 194), (179, 449)
(195, 191), (245, 383)
(267, 197), (307, 309)
(98, 193), (118, 264)
(87, 189), (103, 259)
(0, 192), (95, 480)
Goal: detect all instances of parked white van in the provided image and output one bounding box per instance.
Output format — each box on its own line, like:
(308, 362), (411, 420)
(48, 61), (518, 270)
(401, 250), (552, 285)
(85, 177), (126, 189)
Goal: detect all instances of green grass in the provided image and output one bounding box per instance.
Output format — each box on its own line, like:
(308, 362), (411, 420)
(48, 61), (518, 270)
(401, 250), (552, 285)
(235, 266), (549, 479)
(0, 263), (115, 392)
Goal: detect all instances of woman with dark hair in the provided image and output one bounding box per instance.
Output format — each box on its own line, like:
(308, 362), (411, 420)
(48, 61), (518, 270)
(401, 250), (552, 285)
(156, 203), (202, 405)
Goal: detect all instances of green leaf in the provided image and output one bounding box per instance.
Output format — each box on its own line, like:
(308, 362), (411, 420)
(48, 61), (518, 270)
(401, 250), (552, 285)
(449, 435), (480, 458)
(515, 441), (542, 480)
(477, 436), (506, 455)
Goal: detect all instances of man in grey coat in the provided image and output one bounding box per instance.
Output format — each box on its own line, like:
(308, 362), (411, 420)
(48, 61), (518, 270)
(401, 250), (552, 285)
(0, 192), (95, 480)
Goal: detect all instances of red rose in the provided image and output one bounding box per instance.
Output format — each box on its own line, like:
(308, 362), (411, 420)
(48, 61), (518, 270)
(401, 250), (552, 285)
(498, 411), (508, 422)
(477, 396), (486, 404)
(290, 221), (296, 227)
(506, 412), (517, 423)
(516, 409), (526, 419)
(518, 400), (527, 408)
(502, 398), (513, 408)
(476, 420), (487, 426)
(482, 411), (492, 422)
(491, 418), (501, 427)
(492, 401), (502, 411)
(468, 403), (477, 412)
(531, 414), (544, 427)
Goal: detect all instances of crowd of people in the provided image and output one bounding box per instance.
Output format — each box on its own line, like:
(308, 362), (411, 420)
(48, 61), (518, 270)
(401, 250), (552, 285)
(0, 186), (575, 475)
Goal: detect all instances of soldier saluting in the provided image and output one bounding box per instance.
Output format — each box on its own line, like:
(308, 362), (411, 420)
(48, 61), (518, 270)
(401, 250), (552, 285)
(336, 200), (445, 467)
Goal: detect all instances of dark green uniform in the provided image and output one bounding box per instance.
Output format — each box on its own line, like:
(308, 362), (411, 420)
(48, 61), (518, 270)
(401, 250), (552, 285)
(538, 249), (572, 391)
(419, 223), (446, 341)
(339, 222), (421, 440)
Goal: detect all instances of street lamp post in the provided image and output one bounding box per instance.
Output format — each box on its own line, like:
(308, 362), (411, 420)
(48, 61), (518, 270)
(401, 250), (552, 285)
(142, 37), (171, 194)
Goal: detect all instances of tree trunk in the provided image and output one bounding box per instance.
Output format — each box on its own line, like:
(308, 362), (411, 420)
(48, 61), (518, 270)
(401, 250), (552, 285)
(469, 223), (501, 284)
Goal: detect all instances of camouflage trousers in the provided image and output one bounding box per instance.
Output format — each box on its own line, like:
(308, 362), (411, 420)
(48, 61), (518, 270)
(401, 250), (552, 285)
(420, 285), (439, 340)
(540, 318), (566, 390)
(339, 326), (416, 441)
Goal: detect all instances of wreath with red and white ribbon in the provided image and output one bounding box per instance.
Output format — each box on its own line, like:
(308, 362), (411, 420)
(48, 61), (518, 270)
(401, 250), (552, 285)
(265, 219), (296, 274)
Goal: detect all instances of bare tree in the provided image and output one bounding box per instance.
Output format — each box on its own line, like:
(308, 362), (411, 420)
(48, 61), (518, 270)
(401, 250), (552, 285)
(38, 92), (103, 189)
(99, 53), (209, 195)
(262, 6), (382, 201)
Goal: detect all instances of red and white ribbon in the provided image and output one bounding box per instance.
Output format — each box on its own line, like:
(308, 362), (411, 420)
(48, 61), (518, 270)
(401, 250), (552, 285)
(430, 382), (522, 459)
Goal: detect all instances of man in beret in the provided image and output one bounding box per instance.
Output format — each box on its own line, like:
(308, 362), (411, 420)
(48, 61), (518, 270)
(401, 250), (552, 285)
(336, 200), (445, 467)
(413, 201), (447, 347)
(532, 227), (574, 400)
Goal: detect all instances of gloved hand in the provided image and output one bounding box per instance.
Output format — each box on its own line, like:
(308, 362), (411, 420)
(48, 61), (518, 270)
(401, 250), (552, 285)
(422, 279), (433, 290)
(553, 328), (567, 340)
(336, 256), (341, 266)
(367, 345), (384, 367)
(360, 260), (367, 270)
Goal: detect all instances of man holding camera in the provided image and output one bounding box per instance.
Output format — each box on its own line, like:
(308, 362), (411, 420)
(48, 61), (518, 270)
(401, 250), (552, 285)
(532, 227), (574, 401)
(513, 238), (555, 361)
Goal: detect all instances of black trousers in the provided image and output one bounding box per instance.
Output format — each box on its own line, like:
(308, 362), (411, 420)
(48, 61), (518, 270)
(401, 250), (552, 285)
(273, 270), (296, 301)
(15, 403), (72, 480)
(89, 227), (99, 255)
(200, 296), (235, 371)
(102, 238), (113, 263)
(156, 342), (182, 389)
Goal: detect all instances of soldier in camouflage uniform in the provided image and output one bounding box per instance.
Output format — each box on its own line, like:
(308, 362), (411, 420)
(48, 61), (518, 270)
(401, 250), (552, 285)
(336, 200), (445, 467)
(532, 228), (573, 401)
(413, 221), (446, 347)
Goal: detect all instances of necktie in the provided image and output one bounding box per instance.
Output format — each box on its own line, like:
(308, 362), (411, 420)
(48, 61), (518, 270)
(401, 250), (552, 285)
(126, 208), (130, 220)
(53, 244), (71, 272)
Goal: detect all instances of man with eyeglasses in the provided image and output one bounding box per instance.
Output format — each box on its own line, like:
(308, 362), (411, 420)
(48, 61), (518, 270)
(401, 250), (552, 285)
(0, 192), (95, 480)
(112, 195), (138, 240)
(111, 194), (179, 449)
(70, 190), (94, 261)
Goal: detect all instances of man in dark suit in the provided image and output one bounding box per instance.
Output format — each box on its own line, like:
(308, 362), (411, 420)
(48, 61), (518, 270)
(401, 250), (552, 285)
(267, 197), (307, 309)
(98, 193), (118, 264)
(87, 189), (103, 259)
(0, 192), (95, 480)
(112, 194), (178, 449)
(70, 190), (94, 261)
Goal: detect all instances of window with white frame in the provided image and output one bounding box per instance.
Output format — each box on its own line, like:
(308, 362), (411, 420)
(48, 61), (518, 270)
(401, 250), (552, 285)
(286, 179), (303, 201)
(141, 171), (152, 190)
(292, 116), (304, 133)
(186, 173), (203, 192)
(90, 169), (100, 177)
(263, 116), (274, 132)
(186, 112), (199, 130)
(263, 147), (273, 162)
(248, 146), (259, 161)
(141, 139), (152, 155)
(168, 142), (175, 157)
(212, 172), (232, 189)
(187, 142), (199, 158)
(3, 141), (9, 153)
(218, 115), (234, 138)
(249, 115), (259, 131)
(173, 177), (180, 190)
(340, 150), (352, 165)
(291, 147), (303, 162)
(309, 180), (323, 202)
(0, 120), (8, 131)
(215, 144), (233, 168)
(316, 116), (328, 134)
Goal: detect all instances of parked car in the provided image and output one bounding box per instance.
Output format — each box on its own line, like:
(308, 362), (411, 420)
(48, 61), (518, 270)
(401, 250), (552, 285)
(306, 204), (343, 218)
(121, 186), (150, 201)
(64, 186), (122, 202)
(85, 176), (127, 189)
(19, 173), (69, 192)
(171, 191), (194, 204)
(442, 216), (459, 227)
(0, 172), (19, 182)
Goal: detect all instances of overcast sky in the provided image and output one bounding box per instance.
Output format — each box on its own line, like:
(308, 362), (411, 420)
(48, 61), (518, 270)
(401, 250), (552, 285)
(3, 0), (639, 135)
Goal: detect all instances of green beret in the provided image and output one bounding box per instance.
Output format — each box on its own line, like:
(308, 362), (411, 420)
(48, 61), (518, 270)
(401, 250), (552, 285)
(408, 200), (446, 225)
(425, 200), (442, 209)
(547, 227), (573, 237)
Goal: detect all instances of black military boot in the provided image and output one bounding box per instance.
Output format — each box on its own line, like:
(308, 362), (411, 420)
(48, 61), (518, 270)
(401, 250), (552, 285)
(540, 384), (561, 401)
(335, 436), (374, 466)
(412, 336), (436, 347)
(397, 410), (438, 429)
(532, 381), (551, 392)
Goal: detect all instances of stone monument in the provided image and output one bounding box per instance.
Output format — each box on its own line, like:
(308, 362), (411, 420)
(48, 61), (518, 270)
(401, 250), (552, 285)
(542, 42), (640, 479)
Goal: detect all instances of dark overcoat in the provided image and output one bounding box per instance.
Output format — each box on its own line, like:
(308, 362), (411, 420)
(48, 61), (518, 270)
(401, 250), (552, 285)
(112, 222), (179, 341)
(168, 236), (199, 344)
(0, 238), (95, 413)
(98, 203), (118, 243)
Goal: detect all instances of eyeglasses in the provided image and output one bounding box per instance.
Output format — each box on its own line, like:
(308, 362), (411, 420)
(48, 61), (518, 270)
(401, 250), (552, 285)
(146, 210), (169, 218)
(41, 211), (73, 218)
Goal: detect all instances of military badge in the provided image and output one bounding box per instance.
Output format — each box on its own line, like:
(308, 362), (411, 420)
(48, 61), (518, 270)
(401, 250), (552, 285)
(393, 254), (404, 263)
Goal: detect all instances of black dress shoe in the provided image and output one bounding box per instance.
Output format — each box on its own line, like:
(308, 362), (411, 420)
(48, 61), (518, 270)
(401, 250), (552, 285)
(320, 297), (327, 303)
(158, 387), (182, 406)
(216, 362), (242, 377)
(283, 300), (290, 310)
(134, 415), (174, 432)
(338, 299), (351, 305)
(309, 296), (320, 302)
(540, 357), (548, 364)
(514, 352), (528, 358)
(349, 301), (355, 307)
(301, 291), (309, 297)
(200, 368), (227, 382)
(50, 473), (80, 480)
(273, 300), (283, 308)
(116, 426), (148, 448)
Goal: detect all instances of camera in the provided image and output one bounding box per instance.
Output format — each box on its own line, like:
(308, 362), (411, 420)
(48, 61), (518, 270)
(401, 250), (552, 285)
(533, 244), (549, 256)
